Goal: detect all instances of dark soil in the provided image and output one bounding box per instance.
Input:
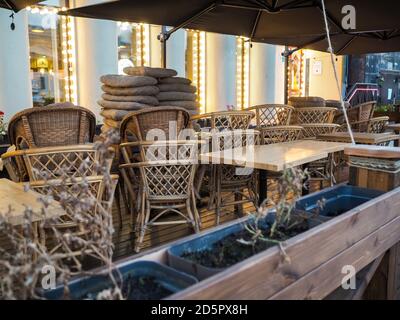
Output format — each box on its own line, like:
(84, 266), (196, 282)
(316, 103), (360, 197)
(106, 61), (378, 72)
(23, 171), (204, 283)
(83, 276), (173, 300)
(121, 275), (173, 300)
(324, 209), (348, 217)
(181, 221), (309, 269)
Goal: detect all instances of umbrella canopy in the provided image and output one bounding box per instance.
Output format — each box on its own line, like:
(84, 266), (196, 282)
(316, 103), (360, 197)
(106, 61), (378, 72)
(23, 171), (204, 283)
(63, 0), (400, 55)
(0, 0), (43, 12)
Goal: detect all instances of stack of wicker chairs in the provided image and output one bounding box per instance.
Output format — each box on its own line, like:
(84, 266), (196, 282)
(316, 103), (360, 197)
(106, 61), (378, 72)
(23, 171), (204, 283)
(4, 104), (96, 182)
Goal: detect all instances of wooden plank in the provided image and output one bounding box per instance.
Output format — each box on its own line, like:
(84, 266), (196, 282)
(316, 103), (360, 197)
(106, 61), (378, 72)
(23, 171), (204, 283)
(169, 187), (400, 299)
(325, 255), (384, 300)
(344, 145), (400, 159)
(269, 215), (400, 300)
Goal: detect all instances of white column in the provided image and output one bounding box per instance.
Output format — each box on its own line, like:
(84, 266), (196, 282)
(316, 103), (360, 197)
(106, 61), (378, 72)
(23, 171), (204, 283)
(166, 29), (186, 77)
(0, 9), (32, 121)
(150, 25), (162, 68)
(250, 43), (285, 105)
(73, 0), (118, 120)
(206, 33), (236, 112)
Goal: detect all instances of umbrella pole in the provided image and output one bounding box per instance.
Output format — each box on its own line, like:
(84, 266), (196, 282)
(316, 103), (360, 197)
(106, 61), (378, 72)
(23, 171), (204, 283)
(160, 26), (168, 68)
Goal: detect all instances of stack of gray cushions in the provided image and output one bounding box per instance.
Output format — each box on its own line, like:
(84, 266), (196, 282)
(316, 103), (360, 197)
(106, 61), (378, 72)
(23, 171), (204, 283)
(99, 66), (199, 135)
(156, 77), (199, 116)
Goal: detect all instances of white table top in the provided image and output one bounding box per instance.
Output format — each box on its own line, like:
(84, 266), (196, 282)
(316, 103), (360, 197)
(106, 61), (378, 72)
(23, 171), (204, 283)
(199, 140), (349, 172)
(0, 179), (65, 226)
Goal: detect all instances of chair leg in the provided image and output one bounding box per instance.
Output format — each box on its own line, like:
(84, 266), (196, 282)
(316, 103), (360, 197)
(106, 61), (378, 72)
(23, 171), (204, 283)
(114, 183), (123, 229)
(134, 193), (147, 252)
(186, 199), (199, 233)
(215, 178), (222, 226)
(234, 192), (244, 217)
(207, 165), (216, 210)
(192, 190), (202, 230)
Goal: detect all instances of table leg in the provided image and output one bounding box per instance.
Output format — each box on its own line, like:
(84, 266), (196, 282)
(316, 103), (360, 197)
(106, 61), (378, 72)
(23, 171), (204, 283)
(258, 169), (268, 206)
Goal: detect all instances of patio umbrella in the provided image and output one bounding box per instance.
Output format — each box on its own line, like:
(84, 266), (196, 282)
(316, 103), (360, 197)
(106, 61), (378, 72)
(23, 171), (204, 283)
(62, 0), (400, 55)
(0, 0), (42, 12)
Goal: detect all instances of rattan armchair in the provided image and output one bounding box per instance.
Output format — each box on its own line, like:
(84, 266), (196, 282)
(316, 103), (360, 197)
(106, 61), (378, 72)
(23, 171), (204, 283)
(335, 101), (376, 129)
(246, 104), (294, 127)
(119, 140), (200, 252)
(338, 116), (389, 134)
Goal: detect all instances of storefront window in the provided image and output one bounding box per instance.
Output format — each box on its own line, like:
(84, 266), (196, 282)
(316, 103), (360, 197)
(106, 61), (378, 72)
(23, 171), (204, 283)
(28, 5), (69, 106)
(117, 22), (150, 73)
(365, 53), (400, 104)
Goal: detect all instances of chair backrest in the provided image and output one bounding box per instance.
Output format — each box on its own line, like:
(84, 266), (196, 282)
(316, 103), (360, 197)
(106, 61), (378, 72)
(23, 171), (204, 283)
(20, 145), (104, 181)
(8, 105), (96, 150)
(291, 107), (337, 124)
(120, 141), (198, 201)
(367, 116), (389, 133)
(259, 126), (303, 145)
(348, 101), (376, 123)
(31, 175), (118, 217)
(300, 123), (340, 139)
(119, 106), (190, 143)
(192, 111), (254, 130)
(246, 104), (294, 127)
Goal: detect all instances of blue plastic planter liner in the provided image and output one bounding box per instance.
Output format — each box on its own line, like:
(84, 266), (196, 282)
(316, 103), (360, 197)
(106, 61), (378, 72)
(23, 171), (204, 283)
(43, 260), (197, 300)
(295, 184), (383, 217)
(168, 184), (384, 280)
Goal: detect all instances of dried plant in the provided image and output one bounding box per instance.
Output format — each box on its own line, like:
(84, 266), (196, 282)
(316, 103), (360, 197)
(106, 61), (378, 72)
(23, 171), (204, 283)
(0, 129), (124, 300)
(239, 167), (310, 248)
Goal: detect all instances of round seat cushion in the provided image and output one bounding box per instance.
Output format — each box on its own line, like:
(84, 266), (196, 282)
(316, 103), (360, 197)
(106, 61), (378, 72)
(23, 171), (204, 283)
(100, 75), (157, 87)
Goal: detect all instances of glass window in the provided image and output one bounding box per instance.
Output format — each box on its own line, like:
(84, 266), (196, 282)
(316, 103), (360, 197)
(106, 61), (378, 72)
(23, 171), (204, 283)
(117, 22), (150, 73)
(28, 6), (67, 107)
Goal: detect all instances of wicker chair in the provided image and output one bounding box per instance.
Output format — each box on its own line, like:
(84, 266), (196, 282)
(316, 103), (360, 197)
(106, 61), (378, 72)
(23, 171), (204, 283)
(246, 104), (294, 127)
(291, 107), (337, 125)
(335, 101), (376, 131)
(119, 106), (191, 143)
(191, 110), (254, 130)
(259, 125), (303, 144)
(208, 130), (259, 225)
(339, 116), (388, 134)
(6, 105), (96, 182)
(119, 140), (199, 252)
(2, 143), (118, 263)
(30, 175), (118, 263)
(191, 110), (255, 203)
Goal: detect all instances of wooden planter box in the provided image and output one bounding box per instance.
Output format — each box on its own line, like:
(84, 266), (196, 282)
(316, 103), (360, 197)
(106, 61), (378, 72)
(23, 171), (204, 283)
(113, 184), (400, 300)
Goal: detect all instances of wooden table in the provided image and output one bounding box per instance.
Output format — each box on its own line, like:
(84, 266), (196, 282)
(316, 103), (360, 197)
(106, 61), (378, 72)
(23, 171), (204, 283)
(386, 124), (400, 146)
(317, 132), (400, 145)
(0, 178), (64, 226)
(386, 123), (400, 133)
(200, 140), (349, 203)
